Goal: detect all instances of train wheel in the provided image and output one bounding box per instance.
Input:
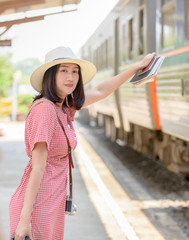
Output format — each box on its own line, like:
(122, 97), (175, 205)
(105, 116), (111, 139)
(133, 125), (142, 152)
(97, 113), (104, 127)
(110, 121), (117, 142)
(105, 116), (117, 142)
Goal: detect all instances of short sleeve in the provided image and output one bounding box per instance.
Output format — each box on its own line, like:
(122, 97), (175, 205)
(26, 102), (57, 152)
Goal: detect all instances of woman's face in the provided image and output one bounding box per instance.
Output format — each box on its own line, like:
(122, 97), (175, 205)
(55, 63), (79, 99)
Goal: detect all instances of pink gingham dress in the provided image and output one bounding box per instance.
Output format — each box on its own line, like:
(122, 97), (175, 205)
(9, 99), (77, 240)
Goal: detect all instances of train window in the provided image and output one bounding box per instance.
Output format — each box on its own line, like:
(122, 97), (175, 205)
(103, 42), (106, 69)
(105, 39), (108, 68)
(161, 0), (176, 48)
(96, 48), (98, 70)
(97, 48), (100, 70)
(102, 44), (104, 69)
(139, 0), (144, 5)
(128, 18), (134, 59)
(122, 24), (127, 63)
(96, 49), (99, 69)
(162, 0), (172, 4)
(95, 49), (97, 70)
(103, 40), (107, 68)
(101, 43), (105, 69)
(88, 46), (91, 62)
(139, 8), (144, 55)
(103, 41), (106, 69)
(185, 0), (189, 40)
(99, 44), (103, 70)
(93, 50), (96, 68)
(108, 36), (113, 67)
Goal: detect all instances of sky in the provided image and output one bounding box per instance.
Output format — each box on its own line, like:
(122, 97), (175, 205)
(1, 0), (119, 63)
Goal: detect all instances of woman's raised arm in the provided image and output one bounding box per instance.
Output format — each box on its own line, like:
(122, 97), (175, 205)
(82, 52), (156, 108)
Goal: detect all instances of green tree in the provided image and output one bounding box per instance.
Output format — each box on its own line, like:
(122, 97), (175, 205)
(14, 58), (41, 114)
(17, 93), (33, 114)
(0, 53), (14, 97)
(16, 58), (42, 84)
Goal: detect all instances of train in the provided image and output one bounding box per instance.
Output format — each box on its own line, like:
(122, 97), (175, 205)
(78, 0), (189, 176)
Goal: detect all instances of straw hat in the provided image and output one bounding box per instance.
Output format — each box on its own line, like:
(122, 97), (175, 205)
(30, 46), (96, 92)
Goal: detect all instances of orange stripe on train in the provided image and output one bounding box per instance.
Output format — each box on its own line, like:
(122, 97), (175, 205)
(150, 76), (161, 130)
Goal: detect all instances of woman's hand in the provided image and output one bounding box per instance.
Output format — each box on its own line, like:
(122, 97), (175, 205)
(135, 52), (156, 72)
(15, 219), (32, 240)
(82, 52), (156, 108)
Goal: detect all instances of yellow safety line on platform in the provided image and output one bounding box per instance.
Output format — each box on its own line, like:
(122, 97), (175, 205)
(75, 131), (165, 240)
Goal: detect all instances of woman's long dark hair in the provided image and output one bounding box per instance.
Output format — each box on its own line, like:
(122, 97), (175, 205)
(34, 64), (85, 110)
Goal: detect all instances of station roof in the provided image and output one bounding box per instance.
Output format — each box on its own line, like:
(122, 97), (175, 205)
(0, 0), (81, 46)
(0, 0), (81, 15)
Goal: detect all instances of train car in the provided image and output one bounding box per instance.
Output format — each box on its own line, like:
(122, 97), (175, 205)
(79, 0), (189, 176)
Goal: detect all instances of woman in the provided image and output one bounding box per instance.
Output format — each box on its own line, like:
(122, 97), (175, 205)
(9, 46), (155, 240)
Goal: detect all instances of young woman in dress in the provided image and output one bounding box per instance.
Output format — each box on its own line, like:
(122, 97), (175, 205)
(9, 47), (155, 240)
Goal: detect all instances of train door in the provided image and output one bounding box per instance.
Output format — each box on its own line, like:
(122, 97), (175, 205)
(114, 18), (125, 141)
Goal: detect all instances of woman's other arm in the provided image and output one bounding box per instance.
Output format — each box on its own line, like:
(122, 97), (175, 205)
(82, 52), (156, 108)
(15, 142), (47, 240)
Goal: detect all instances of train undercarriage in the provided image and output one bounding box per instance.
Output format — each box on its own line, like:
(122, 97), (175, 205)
(80, 110), (189, 177)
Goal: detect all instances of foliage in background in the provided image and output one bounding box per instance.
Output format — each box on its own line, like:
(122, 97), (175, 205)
(0, 53), (14, 97)
(17, 93), (33, 114)
(0, 54), (41, 96)
(16, 58), (42, 84)
(0, 54), (41, 116)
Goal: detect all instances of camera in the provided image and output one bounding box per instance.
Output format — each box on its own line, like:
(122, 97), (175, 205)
(11, 234), (31, 240)
(65, 196), (77, 216)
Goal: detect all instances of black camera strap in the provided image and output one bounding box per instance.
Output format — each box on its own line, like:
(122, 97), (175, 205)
(28, 99), (74, 200)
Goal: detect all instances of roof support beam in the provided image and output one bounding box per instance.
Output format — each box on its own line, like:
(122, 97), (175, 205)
(0, 15), (44, 27)
(0, 25), (11, 36)
(0, 39), (11, 46)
